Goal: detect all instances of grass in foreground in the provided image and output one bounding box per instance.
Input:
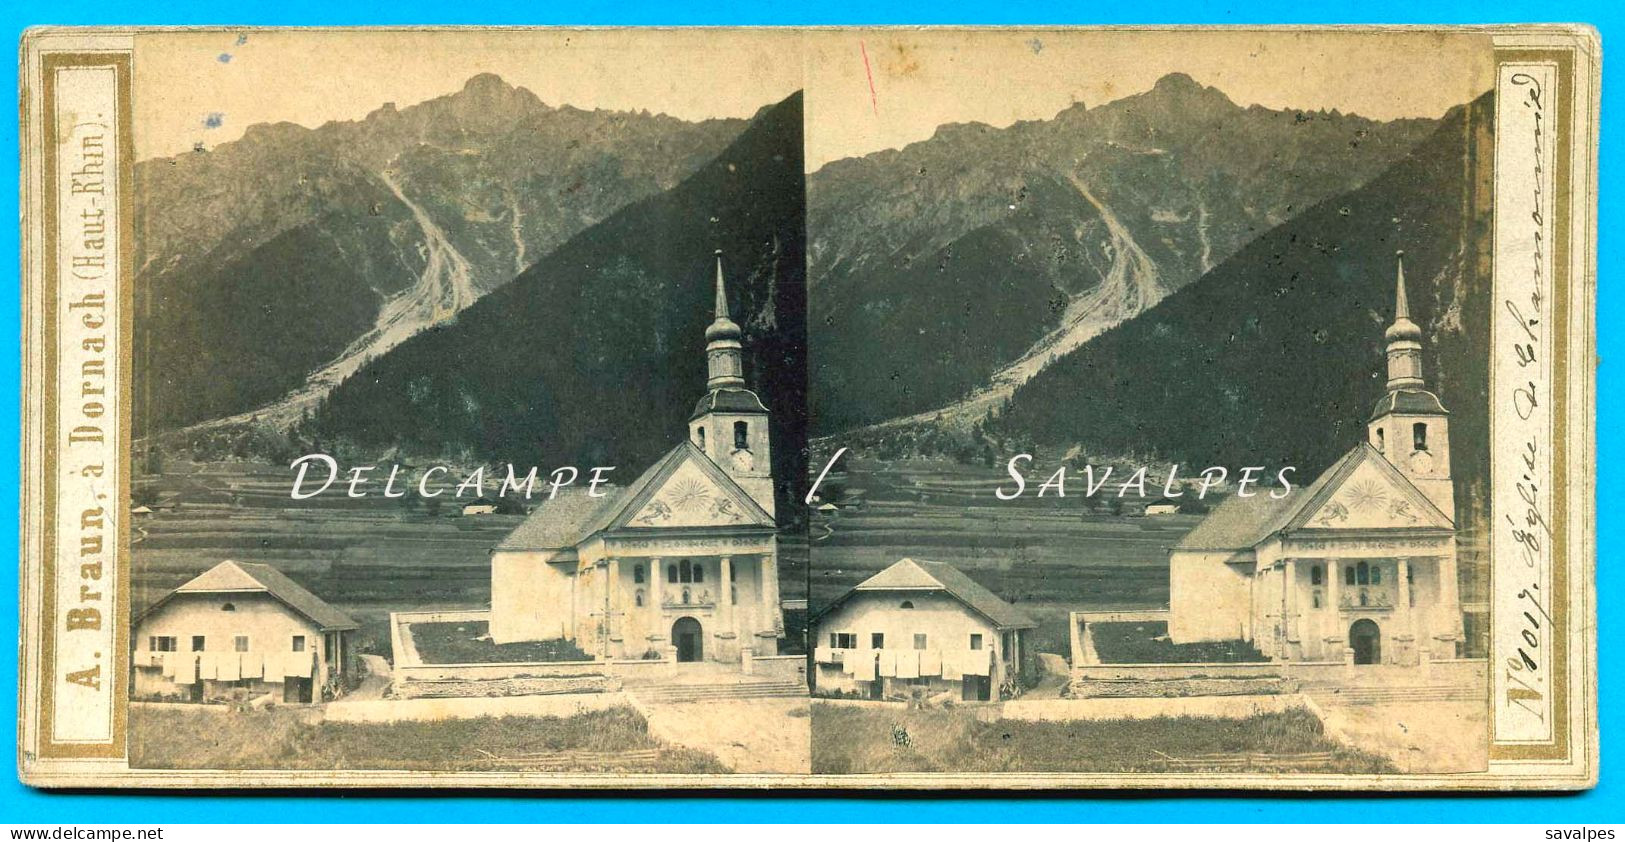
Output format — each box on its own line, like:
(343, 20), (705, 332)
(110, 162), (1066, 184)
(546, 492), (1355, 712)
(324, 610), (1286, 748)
(130, 705), (726, 773)
(810, 704), (1393, 774)
(410, 620), (592, 664)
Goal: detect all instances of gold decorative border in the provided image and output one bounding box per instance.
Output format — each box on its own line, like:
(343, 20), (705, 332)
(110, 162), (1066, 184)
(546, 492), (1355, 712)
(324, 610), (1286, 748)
(33, 50), (134, 760)
(1487, 46), (1574, 765)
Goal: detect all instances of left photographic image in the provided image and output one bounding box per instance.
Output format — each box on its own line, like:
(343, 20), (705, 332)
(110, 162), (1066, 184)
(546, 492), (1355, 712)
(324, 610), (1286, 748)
(124, 29), (811, 776)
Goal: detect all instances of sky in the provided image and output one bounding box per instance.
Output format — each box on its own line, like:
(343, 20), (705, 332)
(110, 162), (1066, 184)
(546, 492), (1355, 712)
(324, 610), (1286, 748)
(802, 28), (1496, 169)
(131, 28), (1495, 167)
(131, 28), (805, 160)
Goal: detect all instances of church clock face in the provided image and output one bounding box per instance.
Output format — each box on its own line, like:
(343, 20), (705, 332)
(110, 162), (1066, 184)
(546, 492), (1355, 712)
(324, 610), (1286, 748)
(731, 449), (754, 472)
(1409, 449), (1435, 475)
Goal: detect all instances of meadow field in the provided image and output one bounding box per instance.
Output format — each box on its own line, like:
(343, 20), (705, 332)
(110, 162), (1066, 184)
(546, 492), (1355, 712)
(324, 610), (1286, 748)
(812, 458), (1203, 656)
(133, 460), (811, 660)
(130, 704), (727, 773)
(809, 704), (1393, 775)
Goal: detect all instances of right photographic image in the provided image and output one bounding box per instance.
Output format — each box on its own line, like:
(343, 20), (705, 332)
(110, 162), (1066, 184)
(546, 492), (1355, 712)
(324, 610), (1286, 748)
(803, 29), (1497, 778)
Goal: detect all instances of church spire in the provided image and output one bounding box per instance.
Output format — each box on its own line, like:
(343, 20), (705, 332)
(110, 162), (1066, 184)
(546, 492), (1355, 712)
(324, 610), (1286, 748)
(1383, 251), (1425, 391)
(704, 250), (746, 390)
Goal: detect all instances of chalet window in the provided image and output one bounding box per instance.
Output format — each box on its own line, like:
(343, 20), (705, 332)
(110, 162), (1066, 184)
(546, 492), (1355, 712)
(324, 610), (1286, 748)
(221, 602), (236, 612)
(191, 635), (206, 652)
(633, 564), (645, 585)
(291, 635), (305, 653)
(733, 421), (749, 451)
(913, 634), (928, 650)
(667, 564), (678, 584)
(233, 635), (249, 653)
(872, 633), (885, 649)
(695, 427), (706, 448)
(899, 600), (914, 610)
(1413, 422), (1429, 451)
(1310, 565), (1323, 586)
(969, 634), (983, 651)
(1374, 427), (1385, 452)
(149, 636), (176, 652)
(829, 632), (856, 649)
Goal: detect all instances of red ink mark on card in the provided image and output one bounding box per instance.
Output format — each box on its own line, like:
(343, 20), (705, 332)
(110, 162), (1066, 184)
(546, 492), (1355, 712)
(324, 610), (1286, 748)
(859, 40), (879, 116)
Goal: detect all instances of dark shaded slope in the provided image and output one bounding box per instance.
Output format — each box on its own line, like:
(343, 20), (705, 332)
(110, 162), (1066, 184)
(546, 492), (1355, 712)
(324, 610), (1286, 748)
(990, 91), (1493, 518)
(308, 92), (808, 514)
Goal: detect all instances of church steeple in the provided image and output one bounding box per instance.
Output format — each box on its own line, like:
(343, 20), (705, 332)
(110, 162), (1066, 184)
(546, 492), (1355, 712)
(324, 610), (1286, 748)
(689, 250), (775, 517)
(704, 250), (746, 390)
(1366, 250), (1453, 518)
(1384, 252), (1426, 391)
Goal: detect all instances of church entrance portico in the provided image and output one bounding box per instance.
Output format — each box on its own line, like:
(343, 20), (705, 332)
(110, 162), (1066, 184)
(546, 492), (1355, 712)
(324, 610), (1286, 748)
(1350, 618), (1382, 665)
(673, 617), (705, 662)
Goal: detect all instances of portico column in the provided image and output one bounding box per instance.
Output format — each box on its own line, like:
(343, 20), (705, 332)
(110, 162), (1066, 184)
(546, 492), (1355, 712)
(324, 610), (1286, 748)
(1395, 557), (1414, 662)
(649, 556), (665, 625)
(1325, 557), (1343, 655)
(759, 551), (782, 635)
(1283, 559), (1298, 659)
(1436, 550), (1463, 652)
(719, 556), (735, 635)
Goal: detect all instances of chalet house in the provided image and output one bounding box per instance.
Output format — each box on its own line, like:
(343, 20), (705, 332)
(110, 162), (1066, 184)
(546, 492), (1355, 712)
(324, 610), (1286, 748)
(132, 560), (359, 704)
(812, 558), (1037, 701)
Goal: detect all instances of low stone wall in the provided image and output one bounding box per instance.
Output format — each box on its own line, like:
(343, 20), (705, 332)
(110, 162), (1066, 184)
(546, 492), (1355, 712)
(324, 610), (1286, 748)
(999, 694), (1307, 722)
(750, 654), (808, 683)
(327, 691), (629, 724)
(393, 661), (607, 683)
(1068, 676), (1297, 699)
(1073, 662), (1285, 681)
(391, 674), (618, 700)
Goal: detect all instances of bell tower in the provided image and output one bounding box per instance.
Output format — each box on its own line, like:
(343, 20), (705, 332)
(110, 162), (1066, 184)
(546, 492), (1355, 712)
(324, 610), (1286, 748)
(689, 251), (775, 517)
(1367, 253), (1454, 520)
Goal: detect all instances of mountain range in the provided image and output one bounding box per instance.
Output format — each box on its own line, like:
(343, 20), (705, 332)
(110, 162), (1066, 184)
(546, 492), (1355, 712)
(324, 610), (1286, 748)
(985, 91), (1494, 524)
(135, 73), (749, 433)
(807, 73), (1439, 435)
(302, 92), (809, 513)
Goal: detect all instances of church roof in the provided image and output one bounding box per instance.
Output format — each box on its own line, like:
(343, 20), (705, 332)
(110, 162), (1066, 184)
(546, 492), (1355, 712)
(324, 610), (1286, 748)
(1174, 443), (1453, 552)
(139, 560), (358, 631)
(690, 386), (769, 420)
(494, 486), (625, 551)
(1369, 388), (1449, 420)
(819, 558), (1037, 630)
(493, 440), (773, 553)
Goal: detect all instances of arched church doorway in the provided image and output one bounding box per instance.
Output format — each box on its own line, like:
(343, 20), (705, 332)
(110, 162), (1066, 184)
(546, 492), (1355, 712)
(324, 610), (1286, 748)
(1349, 619), (1382, 665)
(672, 617), (704, 663)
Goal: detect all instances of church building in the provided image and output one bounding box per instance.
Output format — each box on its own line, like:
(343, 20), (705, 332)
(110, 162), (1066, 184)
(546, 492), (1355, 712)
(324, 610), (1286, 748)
(489, 253), (785, 664)
(1167, 257), (1463, 666)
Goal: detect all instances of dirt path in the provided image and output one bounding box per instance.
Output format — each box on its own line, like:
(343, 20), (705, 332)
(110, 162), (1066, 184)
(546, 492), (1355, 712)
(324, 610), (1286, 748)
(638, 698), (811, 774)
(1315, 700), (1487, 773)
(349, 654), (393, 701)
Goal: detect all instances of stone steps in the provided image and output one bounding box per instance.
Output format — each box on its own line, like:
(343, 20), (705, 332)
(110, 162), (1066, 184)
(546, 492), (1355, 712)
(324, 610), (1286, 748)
(630, 680), (806, 704)
(1309, 685), (1480, 705)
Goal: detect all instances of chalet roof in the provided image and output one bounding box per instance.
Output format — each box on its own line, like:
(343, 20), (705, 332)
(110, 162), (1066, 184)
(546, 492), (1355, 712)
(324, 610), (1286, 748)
(140, 560), (358, 631)
(821, 558), (1037, 630)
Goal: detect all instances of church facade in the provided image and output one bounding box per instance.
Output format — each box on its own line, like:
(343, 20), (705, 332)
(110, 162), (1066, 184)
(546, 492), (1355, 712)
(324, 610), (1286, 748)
(489, 254), (785, 664)
(1168, 258), (1463, 666)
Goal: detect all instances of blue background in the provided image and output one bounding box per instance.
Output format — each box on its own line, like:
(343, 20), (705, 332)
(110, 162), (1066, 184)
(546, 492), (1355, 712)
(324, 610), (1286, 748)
(0, 0), (1617, 824)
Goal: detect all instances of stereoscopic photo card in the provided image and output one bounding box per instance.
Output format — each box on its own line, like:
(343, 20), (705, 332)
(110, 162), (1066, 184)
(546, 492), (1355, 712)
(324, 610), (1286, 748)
(16, 25), (1598, 789)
